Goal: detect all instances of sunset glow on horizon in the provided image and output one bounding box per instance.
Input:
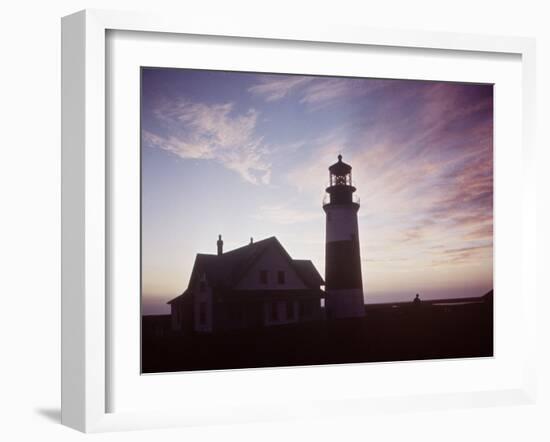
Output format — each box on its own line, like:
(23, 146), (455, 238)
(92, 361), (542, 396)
(141, 68), (493, 315)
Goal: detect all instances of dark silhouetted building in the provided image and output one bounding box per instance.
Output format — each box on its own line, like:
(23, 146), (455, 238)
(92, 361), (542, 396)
(168, 236), (325, 333)
(323, 155), (365, 318)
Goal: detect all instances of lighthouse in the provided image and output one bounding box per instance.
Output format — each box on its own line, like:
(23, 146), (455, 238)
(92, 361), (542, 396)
(323, 155), (365, 318)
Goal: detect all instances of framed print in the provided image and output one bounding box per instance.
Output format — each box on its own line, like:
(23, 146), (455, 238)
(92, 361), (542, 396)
(140, 69), (495, 373)
(61, 9), (537, 433)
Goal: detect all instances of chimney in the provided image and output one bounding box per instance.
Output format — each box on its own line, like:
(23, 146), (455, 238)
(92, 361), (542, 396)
(250, 237), (254, 244)
(217, 234), (223, 255)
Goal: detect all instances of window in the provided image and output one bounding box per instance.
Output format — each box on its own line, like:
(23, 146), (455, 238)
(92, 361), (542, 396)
(199, 281), (206, 292)
(277, 270), (285, 284)
(199, 302), (207, 325)
(270, 301), (278, 321)
(260, 270), (268, 284)
(286, 300), (294, 319)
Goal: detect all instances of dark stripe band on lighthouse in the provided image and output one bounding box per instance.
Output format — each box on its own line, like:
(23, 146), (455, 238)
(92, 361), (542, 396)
(323, 155), (365, 318)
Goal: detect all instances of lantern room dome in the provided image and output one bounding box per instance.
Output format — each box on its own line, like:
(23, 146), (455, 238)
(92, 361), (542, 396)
(328, 154), (352, 175)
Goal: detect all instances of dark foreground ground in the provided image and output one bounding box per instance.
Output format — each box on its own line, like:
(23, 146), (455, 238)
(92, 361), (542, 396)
(142, 299), (493, 373)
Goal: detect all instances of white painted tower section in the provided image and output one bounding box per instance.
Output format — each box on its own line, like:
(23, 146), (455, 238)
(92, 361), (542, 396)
(326, 205), (360, 242)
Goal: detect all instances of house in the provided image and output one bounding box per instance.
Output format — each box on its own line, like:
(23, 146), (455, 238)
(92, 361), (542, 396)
(168, 236), (325, 333)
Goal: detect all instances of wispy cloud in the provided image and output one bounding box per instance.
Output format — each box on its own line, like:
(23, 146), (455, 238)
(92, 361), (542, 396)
(248, 76), (314, 102)
(284, 127), (354, 192)
(249, 75), (388, 109)
(253, 204), (321, 225)
(431, 243), (492, 266)
(143, 100), (271, 185)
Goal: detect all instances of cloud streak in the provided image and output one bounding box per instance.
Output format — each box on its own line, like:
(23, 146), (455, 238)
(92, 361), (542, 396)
(248, 76), (314, 102)
(143, 100), (271, 185)
(249, 75), (388, 109)
(253, 204), (321, 225)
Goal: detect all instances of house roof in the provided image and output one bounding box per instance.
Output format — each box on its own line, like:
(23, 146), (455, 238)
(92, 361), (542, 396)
(167, 236), (324, 304)
(167, 289), (189, 305)
(293, 260), (325, 287)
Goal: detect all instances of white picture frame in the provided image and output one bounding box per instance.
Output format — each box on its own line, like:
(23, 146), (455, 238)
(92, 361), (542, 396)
(61, 9), (537, 433)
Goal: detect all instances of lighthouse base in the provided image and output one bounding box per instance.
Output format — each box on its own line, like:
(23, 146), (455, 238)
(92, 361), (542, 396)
(325, 289), (365, 319)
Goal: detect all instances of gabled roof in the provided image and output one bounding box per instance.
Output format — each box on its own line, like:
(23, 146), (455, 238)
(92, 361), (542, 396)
(293, 260), (324, 287)
(195, 236), (277, 288)
(167, 236), (324, 304)
(167, 289), (189, 305)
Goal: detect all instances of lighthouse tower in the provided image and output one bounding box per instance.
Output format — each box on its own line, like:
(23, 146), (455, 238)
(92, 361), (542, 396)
(323, 155), (365, 318)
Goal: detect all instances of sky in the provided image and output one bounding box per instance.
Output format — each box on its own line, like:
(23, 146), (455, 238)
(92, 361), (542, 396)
(141, 68), (493, 315)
